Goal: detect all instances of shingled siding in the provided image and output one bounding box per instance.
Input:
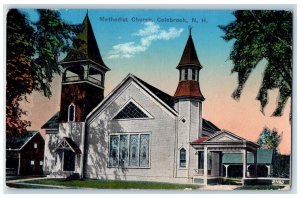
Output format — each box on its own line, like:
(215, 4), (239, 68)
(60, 83), (104, 122)
(85, 81), (180, 182)
(175, 99), (202, 181)
(44, 122), (84, 177)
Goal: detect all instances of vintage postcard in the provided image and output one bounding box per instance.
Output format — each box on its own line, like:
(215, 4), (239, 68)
(5, 7), (293, 191)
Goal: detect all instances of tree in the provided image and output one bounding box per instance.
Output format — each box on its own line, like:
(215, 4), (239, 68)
(6, 9), (35, 136)
(6, 9), (79, 136)
(257, 127), (282, 151)
(257, 127), (289, 177)
(219, 10), (292, 117)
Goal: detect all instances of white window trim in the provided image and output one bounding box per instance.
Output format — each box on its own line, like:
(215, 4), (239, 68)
(30, 160), (35, 165)
(34, 143), (37, 149)
(178, 147), (187, 169)
(107, 132), (151, 169)
(40, 161), (44, 166)
(68, 103), (76, 122)
(111, 98), (154, 121)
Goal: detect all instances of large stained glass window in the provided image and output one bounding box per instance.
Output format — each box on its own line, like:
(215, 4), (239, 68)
(108, 133), (150, 168)
(109, 135), (119, 166)
(119, 135), (129, 166)
(139, 134), (149, 167)
(129, 135), (139, 166)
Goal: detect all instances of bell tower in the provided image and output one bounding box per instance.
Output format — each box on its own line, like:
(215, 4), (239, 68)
(174, 27), (204, 180)
(59, 13), (110, 122)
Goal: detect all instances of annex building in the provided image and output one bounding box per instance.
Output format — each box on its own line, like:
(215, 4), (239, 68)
(42, 14), (272, 185)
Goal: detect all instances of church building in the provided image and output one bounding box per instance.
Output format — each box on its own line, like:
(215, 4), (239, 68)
(42, 14), (269, 185)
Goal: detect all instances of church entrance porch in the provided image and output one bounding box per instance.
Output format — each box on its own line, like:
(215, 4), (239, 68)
(191, 130), (260, 185)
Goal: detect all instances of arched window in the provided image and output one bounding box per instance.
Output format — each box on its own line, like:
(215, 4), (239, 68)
(179, 148), (186, 168)
(68, 103), (75, 122)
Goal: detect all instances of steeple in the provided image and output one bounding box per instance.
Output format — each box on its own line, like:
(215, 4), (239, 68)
(174, 28), (204, 101)
(60, 13), (109, 71)
(59, 13), (110, 123)
(177, 27), (202, 69)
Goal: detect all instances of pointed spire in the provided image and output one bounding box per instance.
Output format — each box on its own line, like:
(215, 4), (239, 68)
(60, 13), (109, 71)
(177, 28), (202, 69)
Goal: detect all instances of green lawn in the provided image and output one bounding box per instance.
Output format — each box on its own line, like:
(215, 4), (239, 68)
(235, 185), (285, 190)
(21, 179), (201, 190)
(6, 183), (59, 189)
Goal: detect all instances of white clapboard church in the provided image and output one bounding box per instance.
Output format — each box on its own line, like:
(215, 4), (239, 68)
(42, 14), (272, 185)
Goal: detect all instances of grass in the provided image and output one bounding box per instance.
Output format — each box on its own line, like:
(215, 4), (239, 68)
(6, 183), (58, 189)
(20, 179), (201, 190)
(235, 185), (285, 190)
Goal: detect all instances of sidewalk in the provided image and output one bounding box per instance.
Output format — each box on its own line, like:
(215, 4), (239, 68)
(6, 177), (49, 184)
(199, 185), (240, 190)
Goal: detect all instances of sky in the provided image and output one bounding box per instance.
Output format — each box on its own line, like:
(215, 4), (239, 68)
(20, 9), (291, 154)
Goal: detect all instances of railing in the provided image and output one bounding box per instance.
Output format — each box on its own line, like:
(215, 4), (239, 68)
(88, 76), (102, 86)
(64, 75), (102, 86)
(194, 169), (211, 176)
(65, 76), (84, 82)
(194, 169), (204, 176)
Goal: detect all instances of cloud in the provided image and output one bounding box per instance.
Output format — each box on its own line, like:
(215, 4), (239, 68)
(107, 22), (183, 59)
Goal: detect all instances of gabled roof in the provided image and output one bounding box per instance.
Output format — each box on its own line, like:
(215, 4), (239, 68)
(203, 118), (220, 132)
(134, 76), (174, 109)
(87, 73), (178, 123)
(55, 137), (81, 154)
(60, 14), (109, 71)
(41, 112), (60, 129)
(6, 131), (40, 150)
(191, 129), (260, 149)
(192, 137), (208, 144)
(222, 149), (273, 164)
(177, 32), (202, 69)
(205, 129), (247, 142)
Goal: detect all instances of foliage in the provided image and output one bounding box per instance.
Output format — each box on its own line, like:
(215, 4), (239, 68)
(257, 127), (290, 177)
(219, 10), (292, 117)
(22, 179), (201, 189)
(257, 127), (282, 151)
(272, 154), (290, 178)
(6, 9), (35, 136)
(6, 9), (79, 136)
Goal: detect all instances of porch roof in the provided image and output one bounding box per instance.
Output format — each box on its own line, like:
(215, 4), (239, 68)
(191, 130), (260, 151)
(55, 137), (81, 154)
(222, 149), (273, 164)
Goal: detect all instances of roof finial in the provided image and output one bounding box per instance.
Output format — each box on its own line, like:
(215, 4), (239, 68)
(188, 26), (192, 36)
(87, 9), (89, 16)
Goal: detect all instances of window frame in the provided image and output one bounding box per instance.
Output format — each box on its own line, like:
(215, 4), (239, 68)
(179, 148), (187, 168)
(192, 69), (196, 80)
(68, 103), (76, 122)
(111, 98), (154, 121)
(184, 69), (188, 80)
(107, 132), (151, 169)
(30, 160), (35, 165)
(33, 143), (38, 149)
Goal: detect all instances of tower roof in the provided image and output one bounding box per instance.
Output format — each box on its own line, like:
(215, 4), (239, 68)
(174, 80), (205, 101)
(177, 29), (202, 69)
(60, 13), (109, 71)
